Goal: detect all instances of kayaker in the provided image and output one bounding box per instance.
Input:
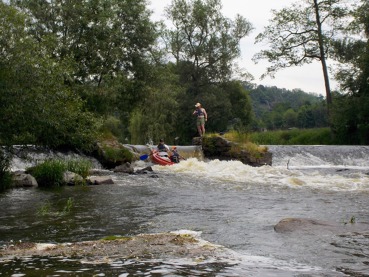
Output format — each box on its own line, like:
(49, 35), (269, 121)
(170, 146), (185, 163)
(157, 139), (169, 153)
(193, 102), (207, 137)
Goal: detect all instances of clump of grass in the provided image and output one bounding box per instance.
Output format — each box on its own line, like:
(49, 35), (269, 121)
(221, 130), (268, 158)
(62, 197), (74, 214)
(66, 159), (92, 179)
(37, 200), (52, 216)
(37, 197), (74, 216)
(28, 159), (67, 187)
(101, 235), (132, 241)
(27, 158), (92, 187)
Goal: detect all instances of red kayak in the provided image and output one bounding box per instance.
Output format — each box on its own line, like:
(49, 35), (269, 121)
(150, 149), (174, 166)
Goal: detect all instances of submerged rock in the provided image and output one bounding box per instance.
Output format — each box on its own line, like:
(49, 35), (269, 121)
(113, 162), (134, 174)
(274, 217), (368, 234)
(0, 231), (224, 262)
(87, 176), (114, 185)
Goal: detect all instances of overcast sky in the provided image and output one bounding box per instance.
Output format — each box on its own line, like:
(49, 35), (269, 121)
(149, 0), (336, 96)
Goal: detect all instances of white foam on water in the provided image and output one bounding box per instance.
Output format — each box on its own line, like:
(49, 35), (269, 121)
(153, 158), (369, 192)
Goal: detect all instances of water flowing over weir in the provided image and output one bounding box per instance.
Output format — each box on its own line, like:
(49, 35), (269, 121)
(2, 145), (369, 276)
(268, 145), (369, 168)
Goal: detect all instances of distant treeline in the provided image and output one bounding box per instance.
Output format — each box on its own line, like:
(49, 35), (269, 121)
(246, 84), (328, 131)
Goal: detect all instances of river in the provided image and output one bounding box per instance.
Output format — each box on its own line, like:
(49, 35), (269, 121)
(1, 145), (369, 276)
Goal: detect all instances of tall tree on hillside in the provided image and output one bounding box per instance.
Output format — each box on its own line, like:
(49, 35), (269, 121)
(253, 0), (348, 110)
(164, 0), (253, 91)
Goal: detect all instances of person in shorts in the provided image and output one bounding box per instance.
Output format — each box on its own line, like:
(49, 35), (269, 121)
(192, 103), (208, 137)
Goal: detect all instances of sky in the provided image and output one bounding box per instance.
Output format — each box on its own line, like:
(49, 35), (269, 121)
(148, 0), (336, 96)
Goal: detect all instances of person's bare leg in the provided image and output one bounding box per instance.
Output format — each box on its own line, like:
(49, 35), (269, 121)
(197, 126), (202, 137)
(201, 125), (205, 136)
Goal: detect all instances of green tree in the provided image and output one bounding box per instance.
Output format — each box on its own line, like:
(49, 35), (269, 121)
(162, 0), (253, 141)
(9, 0), (165, 144)
(253, 0), (349, 110)
(330, 0), (369, 144)
(0, 2), (99, 151)
(284, 109), (298, 128)
(164, 0), (253, 90)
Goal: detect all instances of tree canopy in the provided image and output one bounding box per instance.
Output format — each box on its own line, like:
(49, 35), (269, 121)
(253, 0), (349, 108)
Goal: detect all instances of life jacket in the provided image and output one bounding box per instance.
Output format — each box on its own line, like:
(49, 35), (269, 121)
(196, 108), (204, 117)
(157, 143), (167, 151)
(171, 152), (179, 163)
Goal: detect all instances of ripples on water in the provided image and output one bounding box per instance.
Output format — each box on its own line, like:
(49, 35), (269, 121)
(1, 148), (369, 276)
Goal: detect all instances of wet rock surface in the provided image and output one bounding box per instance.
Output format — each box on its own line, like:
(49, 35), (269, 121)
(0, 232), (223, 262)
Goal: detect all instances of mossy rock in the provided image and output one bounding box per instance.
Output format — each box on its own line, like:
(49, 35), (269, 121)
(202, 135), (272, 167)
(95, 137), (134, 169)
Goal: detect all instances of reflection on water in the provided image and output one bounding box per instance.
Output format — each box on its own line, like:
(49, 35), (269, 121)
(1, 146), (369, 276)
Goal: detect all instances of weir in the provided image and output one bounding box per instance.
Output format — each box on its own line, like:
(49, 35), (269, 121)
(268, 145), (369, 168)
(7, 145), (369, 171)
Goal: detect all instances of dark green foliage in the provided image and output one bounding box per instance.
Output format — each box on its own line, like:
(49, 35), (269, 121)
(0, 149), (13, 192)
(331, 95), (369, 145)
(330, 0), (369, 144)
(0, 3), (100, 152)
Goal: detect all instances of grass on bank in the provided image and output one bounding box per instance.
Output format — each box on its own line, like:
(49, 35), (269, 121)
(249, 128), (333, 145)
(207, 128), (334, 158)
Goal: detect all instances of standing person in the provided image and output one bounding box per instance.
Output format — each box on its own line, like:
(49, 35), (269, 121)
(193, 103), (207, 137)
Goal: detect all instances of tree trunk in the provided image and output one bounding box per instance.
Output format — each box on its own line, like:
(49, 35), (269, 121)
(313, 0), (332, 111)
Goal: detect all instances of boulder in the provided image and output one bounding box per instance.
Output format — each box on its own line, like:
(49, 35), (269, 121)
(113, 162), (134, 174)
(274, 217), (368, 234)
(201, 135), (272, 167)
(12, 171), (38, 187)
(63, 171), (84, 186)
(135, 166), (154, 174)
(87, 176), (114, 185)
(94, 137), (135, 169)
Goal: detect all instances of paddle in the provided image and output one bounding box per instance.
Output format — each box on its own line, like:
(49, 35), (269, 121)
(139, 154), (149, 160)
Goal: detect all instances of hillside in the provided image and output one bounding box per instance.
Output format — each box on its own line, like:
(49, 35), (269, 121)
(245, 84), (328, 130)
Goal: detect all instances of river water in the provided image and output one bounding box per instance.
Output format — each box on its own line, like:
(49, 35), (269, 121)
(1, 145), (369, 276)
